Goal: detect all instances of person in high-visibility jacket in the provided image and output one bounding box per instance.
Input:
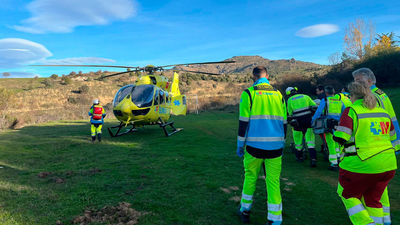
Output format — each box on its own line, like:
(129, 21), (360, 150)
(333, 82), (398, 225)
(237, 66), (287, 225)
(88, 99), (106, 142)
(286, 87), (317, 167)
(311, 86), (349, 170)
(340, 87), (351, 99)
(352, 68), (400, 225)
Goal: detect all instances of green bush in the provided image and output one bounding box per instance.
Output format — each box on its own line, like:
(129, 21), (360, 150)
(78, 85), (90, 94)
(61, 76), (72, 85)
(50, 74), (58, 79)
(318, 49), (400, 89)
(41, 79), (53, 88)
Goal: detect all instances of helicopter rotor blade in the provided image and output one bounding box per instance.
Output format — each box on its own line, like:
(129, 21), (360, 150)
(160, 60), (235, 68)
(174, 69), (224, 75)
(96, 71), (135, 80)
(31, 64), (140, 69)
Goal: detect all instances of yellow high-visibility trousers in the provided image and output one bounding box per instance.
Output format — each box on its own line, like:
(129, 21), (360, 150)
(91, 124), (102, 136)
(240, 152), (283, 224)
(325, 133), (339, 165)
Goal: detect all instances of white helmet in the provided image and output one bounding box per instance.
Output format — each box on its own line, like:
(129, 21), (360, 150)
(285, 87), (294, 96)
(93, 99), (99, 105)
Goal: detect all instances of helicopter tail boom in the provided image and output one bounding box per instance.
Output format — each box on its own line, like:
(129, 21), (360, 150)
(170, 72), (181, 96)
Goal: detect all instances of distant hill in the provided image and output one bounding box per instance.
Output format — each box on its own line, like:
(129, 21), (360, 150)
(175, 55), (327, 77)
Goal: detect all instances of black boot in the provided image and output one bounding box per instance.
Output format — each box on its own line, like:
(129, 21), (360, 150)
(91, 135), (96, 143)
(329, 164), (339, 171)
(97, 133), (102, 142)
(309, 148), (317, 167)
(237, 208), (250, 224)
(295, 149), (304, 162)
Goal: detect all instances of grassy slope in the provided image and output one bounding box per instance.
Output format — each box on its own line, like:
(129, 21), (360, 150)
(0, 89), (399, 225)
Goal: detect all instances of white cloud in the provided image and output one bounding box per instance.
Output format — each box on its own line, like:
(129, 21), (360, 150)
(0, 38), (52, 68)
(14, 0), (137, 34)
(42, 57), (115, 64)
(296, 24), (339, 38)
(0, 38), (116, 69)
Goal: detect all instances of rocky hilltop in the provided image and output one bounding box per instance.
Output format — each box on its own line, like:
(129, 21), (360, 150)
(175, 55), (326, 77)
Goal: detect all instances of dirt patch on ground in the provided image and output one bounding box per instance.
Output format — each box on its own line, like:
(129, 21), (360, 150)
(37, 172), (52, 178)
(220, 187), (231, 194)
(229, 196), (241, 202)
(72, 202), (148, 225)
(228, 186), (239, 191)
(37, 168), (103, 184)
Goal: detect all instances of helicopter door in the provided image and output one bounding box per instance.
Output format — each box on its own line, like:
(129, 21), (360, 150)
(171, 95), (187, 116)
(154, 89), (160, 106)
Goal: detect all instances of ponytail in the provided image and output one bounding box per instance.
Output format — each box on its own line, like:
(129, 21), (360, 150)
(363, 92), (377, 109)
(347, 82), (377, 109)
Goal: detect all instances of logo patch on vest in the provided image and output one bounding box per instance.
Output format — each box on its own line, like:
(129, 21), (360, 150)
(255, 92), (276, 96)
(292, 95), (304, 100)
(254, 85), (275, 91)
(375, 88), (384, 96)
(370, 121), (390, 135)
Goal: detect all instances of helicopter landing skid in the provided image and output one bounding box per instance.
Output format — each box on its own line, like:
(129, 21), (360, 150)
(158, 118), (183, 137)
(108, 123), (137, 137)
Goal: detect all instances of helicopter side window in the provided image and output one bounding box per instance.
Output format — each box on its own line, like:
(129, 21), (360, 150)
(150, 76), (157, 85)
(154, 89), (160, 105)
(131, 85), (154, 108)
(113, 85), (134, 107)
(159, 91), (165, 104)
(165, 92), (171, 103)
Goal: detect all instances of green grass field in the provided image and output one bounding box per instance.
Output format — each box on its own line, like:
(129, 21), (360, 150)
(0, 109), (399, 225)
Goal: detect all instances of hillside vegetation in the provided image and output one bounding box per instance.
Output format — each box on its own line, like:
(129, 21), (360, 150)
(175, 55), (327, 79)
(1, 47), (399, 130)
(0, 72), (250, 129)
(0, 55), (328, 129)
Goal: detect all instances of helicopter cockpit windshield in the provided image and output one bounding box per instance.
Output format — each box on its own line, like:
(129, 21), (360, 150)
(113, 84), (134, 107)
(131, 85), (154, 108)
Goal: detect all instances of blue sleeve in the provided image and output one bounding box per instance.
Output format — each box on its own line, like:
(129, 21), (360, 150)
(311, 99), (326, 124)
(88, 106), (93, 116)
(341, 104), (346, 114)
(392, 119), (400, 146)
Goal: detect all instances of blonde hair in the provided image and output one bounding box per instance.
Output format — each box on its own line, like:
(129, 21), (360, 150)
(348, 82), (377, 109)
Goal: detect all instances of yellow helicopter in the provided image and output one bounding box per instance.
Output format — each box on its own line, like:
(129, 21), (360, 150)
(34, 61), (235, 137)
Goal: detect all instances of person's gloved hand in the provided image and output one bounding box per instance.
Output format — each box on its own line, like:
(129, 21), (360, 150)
(237, 147), (245, 157)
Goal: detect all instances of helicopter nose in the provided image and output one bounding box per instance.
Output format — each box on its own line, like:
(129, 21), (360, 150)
(120, 103), (132, 115)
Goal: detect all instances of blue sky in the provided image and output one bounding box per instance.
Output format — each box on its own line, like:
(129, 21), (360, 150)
(0, 0), (399, 77)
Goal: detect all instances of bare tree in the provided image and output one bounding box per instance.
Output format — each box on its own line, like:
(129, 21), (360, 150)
(328, 52), (341, 65)
(344, 18), (375, 59)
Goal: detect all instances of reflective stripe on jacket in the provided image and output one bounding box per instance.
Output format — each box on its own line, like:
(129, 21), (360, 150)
(326, 95), (343, 118)
(238, 82), (287, 150)
(287, 94), (316, 117)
